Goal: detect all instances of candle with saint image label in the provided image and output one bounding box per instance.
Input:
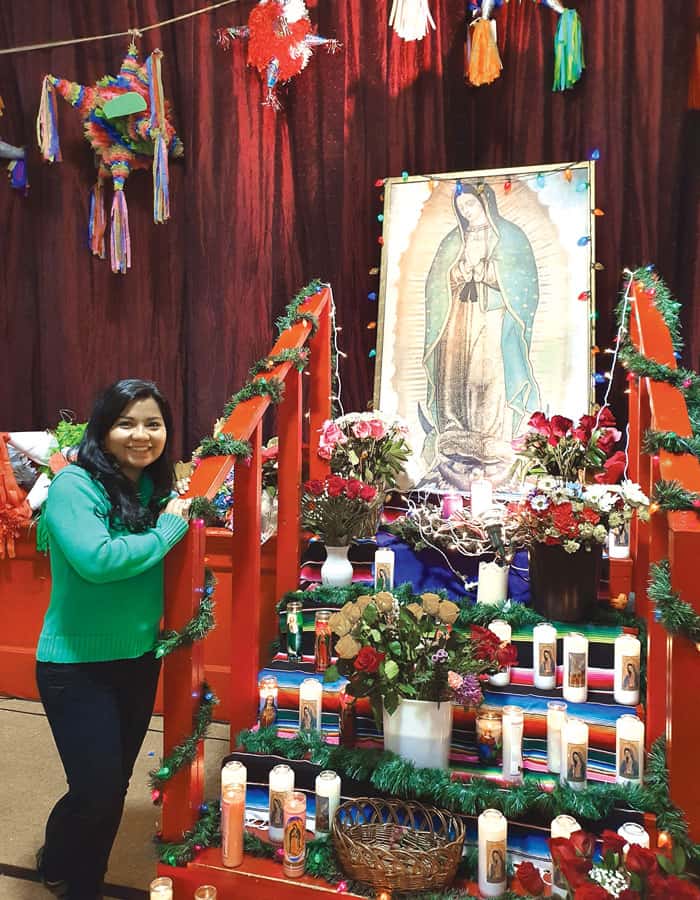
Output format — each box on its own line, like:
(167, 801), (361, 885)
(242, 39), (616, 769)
(617, 822), (650, 855)
(550, 815), (581, 898)
(283, 791), (307, 877)
(258, 675), (278, 728)
(563, 632), (588, 703)
(314, 770), (341, 836)
(221, 783), (245, 868)
(149, 877), (173, 900)
(314, 612), (332, 673)
(501, 705), (524, 783)
(488, 619), (512, 687)
(616, 714), (645, 786)
(561, 717), (588, 791)
(547, 701), (567, 773)
(478, 808), (507, 897)
(299, 678), (323, 732)
(268, 764), (294, 843)
(614, 633), (641, 705)
(374, 548), (395, 590)
(533, 622), (557, 690)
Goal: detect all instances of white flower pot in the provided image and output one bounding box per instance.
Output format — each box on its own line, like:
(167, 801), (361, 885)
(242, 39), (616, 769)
(321, 545), (353, 587)
(382, 698), (453, 770)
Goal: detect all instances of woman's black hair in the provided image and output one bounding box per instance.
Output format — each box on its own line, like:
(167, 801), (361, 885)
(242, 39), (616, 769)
(77, 379), (174, 532)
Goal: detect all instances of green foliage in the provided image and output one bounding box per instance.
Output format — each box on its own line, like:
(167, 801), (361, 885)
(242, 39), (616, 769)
(643, 429), (700, 458)
(248, 347), (310, 377)
(154, 569), (217, 658)
(648, 559), (700, 644)
(301, 475), (381, 544)
(653, 479), (700, 512)
(197, 434), (252, 460)
(54, 420), (86, 450)
(221, 376), (285, 419)
(188, 496), (220, 525)
(274, 278), (324, 335)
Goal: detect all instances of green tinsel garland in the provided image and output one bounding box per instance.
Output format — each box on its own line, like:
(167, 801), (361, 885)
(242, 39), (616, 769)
(148, 684), (219, 798)
(275, 279), (323, 335)
(222, 376), (285, 419)
(188, 496), (220, 526)
(276, 582), (430, 613)
(248, 347), (310, 378)
(617, 266), (684, 354)
(154, 569), (217, 659)
(197, 434), (253, 460)
(287, 311), (320, 337)
(653, 480), (700, 512)
(648, 559), (700, 644)
(643, 428), (700, 459)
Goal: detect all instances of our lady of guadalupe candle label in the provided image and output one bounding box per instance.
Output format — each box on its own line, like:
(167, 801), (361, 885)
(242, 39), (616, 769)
(621, 655), (640, 692)
(299, 697), (320, 731)
(618, 737), (642, 780)
(316, 795), (330, 833)
(486, 840), (506, 885)
(566, 743), (587, 783)
(375, 563), (392, 591)
(284, 815), (305, 864)
(567, 652), (586, 687)
(539, 643), (557, 677)
(269, 791), (286, 829)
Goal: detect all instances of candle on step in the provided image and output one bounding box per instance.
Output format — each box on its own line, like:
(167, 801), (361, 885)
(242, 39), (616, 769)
(258, 675), (278, 728)
(374, 547), (395, 590)
(194, 888), (217, 900)
(441, 492), (464, 519)
(283, 791), (307, 878)
(471, 470), (493, 518)
(561, 717), (588, 791)
(314, 770), (341, 836)
(488, 619), (512, 686)
(478, 808), (507, 897)
(546, 701), (567, 774)
(617, 822), (650, 856)
(149, 877), (173, 900)
(221, 783), (245, 868)
(563, 632), (588, 703)
(614, 633), (641, 705)
(550, 815), (581, 898)
(268, 764), (294, 843)
(314, 611), (332, 673)
(299, 678), (323, 732)
(533, 622), (558, 690)
(501, 705), (524, 784)
(477, 560), (509, 604)
(221, 759), (247, 795)
(616, 714), (645, 787)
(609, 526), (630, 559)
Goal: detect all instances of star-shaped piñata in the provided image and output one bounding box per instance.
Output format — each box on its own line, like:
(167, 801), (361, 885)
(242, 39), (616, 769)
(217, 0), (341, 109)
(0, 96), (29, 194)
(36, 43), (183, 273)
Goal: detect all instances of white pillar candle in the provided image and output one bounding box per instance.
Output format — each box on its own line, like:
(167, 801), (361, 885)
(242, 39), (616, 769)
(616, 715), (645, 787)
(478, 808), (507, 897)
(477, 561), (509, 604)
(547, 701), (567, 774)
(299, 677), (323, 732)
(441, 492), (464, 519)
(561, 717), (588, 791)
(374, 548), (395, 590)
(609, 527), (630, 559)
(614, 633), (641, 705)
(471, 474), (493, 518)
(617, 822), (650, 855)
(501, 705), (524, 784)
(563, 632), (588, 703)
(550, 815), (581, 899)
(268, 763), (295, 843)
(533, 623), (558, 690)
(221, 760), (247, 792)
(314, 770), (341, 836)
(488, 619), (512, 687)
(149, 877), (173, 900)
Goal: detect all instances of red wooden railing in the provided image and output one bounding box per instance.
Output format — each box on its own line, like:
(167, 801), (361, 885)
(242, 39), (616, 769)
(626, 277), (700, 840)
(160, 286), (332, 842)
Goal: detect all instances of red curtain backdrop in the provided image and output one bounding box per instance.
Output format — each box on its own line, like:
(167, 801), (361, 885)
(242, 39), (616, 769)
(0, 1), (697, 457)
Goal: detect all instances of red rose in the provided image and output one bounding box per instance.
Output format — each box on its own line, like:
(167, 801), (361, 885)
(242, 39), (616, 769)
(625, 845), (658, 877)
(528, 411), (551, 435)
(261, 445), (279, 461)
(551, 415), (574, 437)
(570, 830), (596, 859)
(597, 407), (617, 428)
(560, 856), (593, 889)
(578, 414), (597, 437)
(582, 507), (601, 525)
(345, 478), (363, 499)
(552, 502), (577, 536)
(515, 861), (545, 895)
(326, 475), (347, 497)
(572, 427), (591, 443)
(596, 428), (619, 456)
(304, 479), (324, 496)
(594, 450), (627, 484)
(496, 642), (518, 668)
(656, 876), (700, 899)
(353, 646), (385, 673)
(359, 484), (377, 502)
(600, 829), (627, 858)
(574, 884), (610, 899)
(618, 890), (641, 900)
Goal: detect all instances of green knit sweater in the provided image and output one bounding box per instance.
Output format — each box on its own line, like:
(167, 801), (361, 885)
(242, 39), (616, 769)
(37, 465), (189, 663)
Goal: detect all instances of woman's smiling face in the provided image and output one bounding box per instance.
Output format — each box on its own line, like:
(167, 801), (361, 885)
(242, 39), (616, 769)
(104, 396), (167, 482)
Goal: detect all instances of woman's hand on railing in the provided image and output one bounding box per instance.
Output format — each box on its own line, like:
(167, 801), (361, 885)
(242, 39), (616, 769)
(175, 475), (191, 495)
(161, 497), (192, 520)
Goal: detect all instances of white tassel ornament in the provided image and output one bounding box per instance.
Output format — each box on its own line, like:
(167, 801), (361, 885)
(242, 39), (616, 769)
(389, 0), (436, 42)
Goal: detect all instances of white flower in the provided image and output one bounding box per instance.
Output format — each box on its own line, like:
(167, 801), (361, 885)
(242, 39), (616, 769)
(530, 494), (550, 511)
(563, 540), (581, 554)
(593, 524), (608, 542)
(589, 865), (630, 898)
(620, 480), (649, 506)
(536, 475), (560, 492)
(583, 484), (619, 512)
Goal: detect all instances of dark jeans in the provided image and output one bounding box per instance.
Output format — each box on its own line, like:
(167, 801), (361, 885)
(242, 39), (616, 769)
(36, 652), (161, 900)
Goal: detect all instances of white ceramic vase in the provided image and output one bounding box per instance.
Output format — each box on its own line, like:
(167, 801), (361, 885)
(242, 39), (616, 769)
(382, 698), (454, 770)
(321, 545), (353, 587)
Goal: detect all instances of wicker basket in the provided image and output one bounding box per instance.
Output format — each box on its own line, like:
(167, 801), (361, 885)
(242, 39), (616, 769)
(332, 797), (465, 893)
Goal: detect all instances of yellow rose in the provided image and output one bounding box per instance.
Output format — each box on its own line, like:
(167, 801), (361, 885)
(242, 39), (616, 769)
(328, 612), (352, 637)
(356, 595), (374, 611)
(438, 600), (460, 625)
(343, 602), (362, 623)
(335, 635), (362, 659)
(406, 602), (424, 621)
(374, 591), (394, 613)
(421, 592), (441, 616)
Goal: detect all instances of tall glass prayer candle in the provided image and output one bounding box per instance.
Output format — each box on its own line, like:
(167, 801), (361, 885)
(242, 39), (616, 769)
(561, 717), (588, 791)
(547, 701), (567, 774)
(149, 877), (173, 900)
(441, 492), (464, 519)
(563, 632), (588, 703)
(616, 714), (645, 787)
(314, 770), (341, 836)
(258, 676), (278, 728)
(501, 705), (524, 784)
(550, 816), (581, 898)
(477, 561), (509, 605)
(533, 623), (558, 690)
(609, 526), (630, 559)
(221, 760), (247, 793)
(286, 600), (304, 662)
(194, 887), (217, 900)
(478, 808), (507, 897)
(268, 764), (294, 843)
(488, 619), (512, 687)
(471, 471), (493, 518)
(283, 791), (307, 878)
(374, 548), (395, 590)
(617, 822), (650, 855)
(221, 783), (245, 868)
(314, 612), (332, 673)
(476, 708), (503, 766)
(299, 678), (323, 732)
(614, 633), (641, 705)
(338, 686), (357, 748)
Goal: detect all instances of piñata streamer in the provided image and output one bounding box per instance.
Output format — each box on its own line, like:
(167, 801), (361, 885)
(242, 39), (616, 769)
(36, 76), (62, 163)
(110, 189), (132, 274)
(389, 0), (436, 41)
(553, 8), (584, 91)
(89, 178), (107, 258)
(468, 18), (502, 86)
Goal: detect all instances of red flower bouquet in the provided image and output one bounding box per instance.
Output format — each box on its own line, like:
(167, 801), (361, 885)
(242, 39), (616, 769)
(301, 474), (379, 546)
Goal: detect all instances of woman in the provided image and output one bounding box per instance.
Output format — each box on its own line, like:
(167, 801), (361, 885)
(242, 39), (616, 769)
(35, 379), (191, 900)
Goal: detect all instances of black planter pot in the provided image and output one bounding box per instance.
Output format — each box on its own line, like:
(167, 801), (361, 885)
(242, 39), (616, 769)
(528, 542), (602, 623)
